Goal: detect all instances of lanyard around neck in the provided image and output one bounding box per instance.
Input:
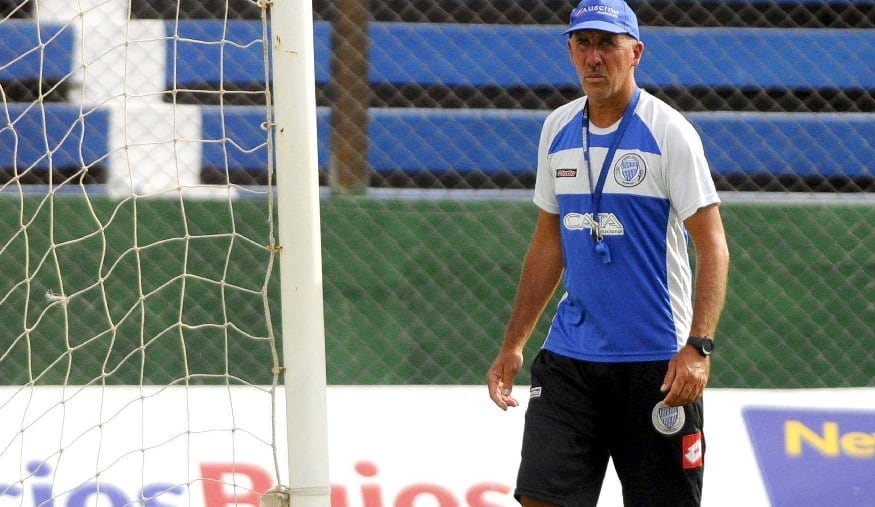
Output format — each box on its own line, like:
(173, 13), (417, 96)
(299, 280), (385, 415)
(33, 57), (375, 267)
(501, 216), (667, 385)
(582, 87), (641, 263)
(582, 87), (641, 222)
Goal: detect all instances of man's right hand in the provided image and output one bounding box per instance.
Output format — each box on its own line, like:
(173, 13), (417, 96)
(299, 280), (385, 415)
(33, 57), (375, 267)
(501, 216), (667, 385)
(486, 349), (523, 410)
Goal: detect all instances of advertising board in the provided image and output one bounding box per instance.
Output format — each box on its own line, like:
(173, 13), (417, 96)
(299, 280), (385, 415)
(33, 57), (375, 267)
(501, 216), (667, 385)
(2, 387), (873, 507)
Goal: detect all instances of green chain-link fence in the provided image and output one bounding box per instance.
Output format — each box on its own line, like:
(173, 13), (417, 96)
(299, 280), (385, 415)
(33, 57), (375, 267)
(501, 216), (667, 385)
(1, 196), (872, 388)
(0, 0), (873, 391)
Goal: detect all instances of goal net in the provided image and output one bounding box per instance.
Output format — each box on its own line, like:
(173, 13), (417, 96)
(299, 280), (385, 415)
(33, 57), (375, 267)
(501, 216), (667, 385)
(0, 1), (326, 506)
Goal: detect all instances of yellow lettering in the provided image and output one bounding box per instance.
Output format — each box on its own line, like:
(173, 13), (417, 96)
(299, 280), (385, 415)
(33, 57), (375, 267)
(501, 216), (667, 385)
(785, 420), (839, 456)
(840, 432), (875, 458)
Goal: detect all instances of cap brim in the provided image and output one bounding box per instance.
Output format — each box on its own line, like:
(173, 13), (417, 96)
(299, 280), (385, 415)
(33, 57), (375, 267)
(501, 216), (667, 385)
(563, 20), (629, 36)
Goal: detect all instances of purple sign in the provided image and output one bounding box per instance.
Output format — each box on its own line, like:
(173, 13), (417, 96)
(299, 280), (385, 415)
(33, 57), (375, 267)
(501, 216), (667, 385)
(743, 407), (875, 507)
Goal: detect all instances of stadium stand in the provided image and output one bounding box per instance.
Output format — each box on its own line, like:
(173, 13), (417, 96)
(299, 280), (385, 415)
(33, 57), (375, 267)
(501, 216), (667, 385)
(3, 1), (874, 190)
(365, 23), (875, 90)
(194, 19), (875, 189)
(0, 20), (108, 183)
(168, 19), (331, 105)
(0, 21), (74, 101)
(0, 103), (110, 182)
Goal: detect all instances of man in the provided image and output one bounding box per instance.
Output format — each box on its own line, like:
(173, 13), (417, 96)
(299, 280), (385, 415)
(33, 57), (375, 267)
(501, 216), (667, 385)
(486, 0), (730, 505)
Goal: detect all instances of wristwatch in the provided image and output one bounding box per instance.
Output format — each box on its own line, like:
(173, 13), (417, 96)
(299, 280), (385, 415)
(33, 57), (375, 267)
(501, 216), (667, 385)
(686, 336), (714, 357)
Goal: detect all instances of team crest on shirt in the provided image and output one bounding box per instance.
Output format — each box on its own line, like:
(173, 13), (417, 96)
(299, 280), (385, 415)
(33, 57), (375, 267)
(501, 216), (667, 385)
(613, 154), (646, 187)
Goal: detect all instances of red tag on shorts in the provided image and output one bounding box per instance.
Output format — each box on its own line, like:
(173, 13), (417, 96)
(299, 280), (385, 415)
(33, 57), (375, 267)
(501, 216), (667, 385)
(682, 432), (704, 470)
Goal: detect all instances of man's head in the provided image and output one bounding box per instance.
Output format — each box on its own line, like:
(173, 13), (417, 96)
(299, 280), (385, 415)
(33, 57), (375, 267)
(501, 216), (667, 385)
(565, 0), (643, 111)
(564, 0), (640, 41)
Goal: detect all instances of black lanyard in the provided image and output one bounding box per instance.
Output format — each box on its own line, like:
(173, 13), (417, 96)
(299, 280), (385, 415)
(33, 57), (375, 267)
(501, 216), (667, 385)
(582, 87), (641, 264)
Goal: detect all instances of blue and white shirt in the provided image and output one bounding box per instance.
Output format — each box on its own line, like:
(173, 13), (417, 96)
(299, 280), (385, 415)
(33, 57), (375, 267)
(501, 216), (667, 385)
(534, 89), (719, 363)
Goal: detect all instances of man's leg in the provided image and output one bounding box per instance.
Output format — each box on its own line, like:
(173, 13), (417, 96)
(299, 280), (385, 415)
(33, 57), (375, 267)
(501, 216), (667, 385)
(515, 350), (609, 506)
(609, 361), (704, 507)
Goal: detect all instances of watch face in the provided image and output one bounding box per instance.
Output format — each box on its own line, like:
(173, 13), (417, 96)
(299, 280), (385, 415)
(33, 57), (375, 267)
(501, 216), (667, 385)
(689, 337), (713, 356)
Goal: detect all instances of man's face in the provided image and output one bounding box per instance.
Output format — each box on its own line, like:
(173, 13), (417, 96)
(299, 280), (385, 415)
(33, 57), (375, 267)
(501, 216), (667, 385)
(567, 30), (641, 102)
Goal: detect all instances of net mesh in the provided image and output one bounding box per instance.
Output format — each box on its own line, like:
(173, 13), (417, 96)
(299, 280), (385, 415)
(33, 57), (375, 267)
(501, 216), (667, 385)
(1, 1), (284, 505)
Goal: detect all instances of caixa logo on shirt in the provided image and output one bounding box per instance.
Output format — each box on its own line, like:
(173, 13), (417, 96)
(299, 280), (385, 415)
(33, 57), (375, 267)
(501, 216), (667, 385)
(563, 212), (624, 236)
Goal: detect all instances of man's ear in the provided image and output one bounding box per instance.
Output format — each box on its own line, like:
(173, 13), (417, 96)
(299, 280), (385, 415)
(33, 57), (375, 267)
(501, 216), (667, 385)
(632, 41), (644, 67)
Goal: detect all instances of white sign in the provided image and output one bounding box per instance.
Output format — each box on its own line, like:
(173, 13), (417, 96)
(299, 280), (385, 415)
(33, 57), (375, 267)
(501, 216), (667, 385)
(2, 386), (874, 507)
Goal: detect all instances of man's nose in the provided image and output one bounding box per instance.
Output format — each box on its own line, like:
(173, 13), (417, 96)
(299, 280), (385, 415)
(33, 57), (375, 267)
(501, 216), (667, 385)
(583, 48), (603, 65)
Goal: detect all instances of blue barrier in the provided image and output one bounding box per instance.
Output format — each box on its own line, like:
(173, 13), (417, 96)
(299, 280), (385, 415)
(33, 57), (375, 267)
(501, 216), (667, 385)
(0, 104), (110, 171)
(637, 28), (875, 89)
(368, 23), (570, 87)
(0, 21), (74, 82)
(367, 23), (875, 89)
(182, 21), (875, 90)
(691, 112), (875, 178)
(7, 19), (867, 181)
(201, 106), (269, 172)
(167, 20), (331, 88)
(202, 107), (874, 179)
(189, 19), (875, 182)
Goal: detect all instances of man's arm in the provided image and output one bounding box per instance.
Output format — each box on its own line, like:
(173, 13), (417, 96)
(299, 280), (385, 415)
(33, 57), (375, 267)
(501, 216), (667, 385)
(686, 203), (730, 339)
(661, 203), (730, 407)
(487, 209), (564, 410)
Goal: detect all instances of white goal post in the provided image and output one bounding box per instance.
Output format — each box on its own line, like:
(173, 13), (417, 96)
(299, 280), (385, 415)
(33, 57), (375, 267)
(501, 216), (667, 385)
(270, 0), (331, 505)
(0, 1), (329, 507)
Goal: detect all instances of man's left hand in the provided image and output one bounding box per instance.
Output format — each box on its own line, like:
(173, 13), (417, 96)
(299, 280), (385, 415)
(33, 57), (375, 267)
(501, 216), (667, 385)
(660, 345), (710, 407)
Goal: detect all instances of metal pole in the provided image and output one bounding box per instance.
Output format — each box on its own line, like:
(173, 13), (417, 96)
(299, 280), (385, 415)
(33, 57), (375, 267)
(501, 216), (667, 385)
(269, 1), (330, 505)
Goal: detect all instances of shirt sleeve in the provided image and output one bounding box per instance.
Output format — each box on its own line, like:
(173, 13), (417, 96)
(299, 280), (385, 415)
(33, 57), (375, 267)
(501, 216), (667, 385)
(664, 117), (720, 221)
(533, 113), (560, 214)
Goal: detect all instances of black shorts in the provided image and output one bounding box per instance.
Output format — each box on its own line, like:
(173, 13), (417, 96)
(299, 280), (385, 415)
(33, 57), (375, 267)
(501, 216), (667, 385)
(515, 349), (705, 507)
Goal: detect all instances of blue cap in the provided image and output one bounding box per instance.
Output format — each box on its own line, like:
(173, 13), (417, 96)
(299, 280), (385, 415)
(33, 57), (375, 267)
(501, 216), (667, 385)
(564, 0), (640, 41)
